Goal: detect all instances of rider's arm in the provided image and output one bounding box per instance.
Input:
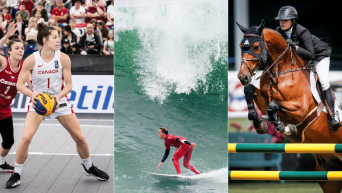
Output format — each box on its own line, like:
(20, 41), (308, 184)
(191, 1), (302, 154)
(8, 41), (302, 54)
(161, 149), (170, 163)
(296, 30), (315, 60)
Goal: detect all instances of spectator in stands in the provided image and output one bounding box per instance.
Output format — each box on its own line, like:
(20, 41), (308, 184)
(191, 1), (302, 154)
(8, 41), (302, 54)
(0, 12), (7, 32)
(48, 16), (62, 39)
(35, 0), (51, 17)
(97, 20), (107, 41)
(7, 0), (17, 19)
(106, 0), (113, 29)
(0, 13), (5, 38)
(35, 10), (45, 24)
(62, 25), (78, 45)
(90, 18), (101, 38)
(69, 19), (82, 37)
(60, 38), (73, 54)
(70, 0), (86, 24)
(32, 2), (48, 22)
(102, 29), (113, 55)
(71, 43), (87, 55)
(51, 0), (68, 29)
(14, 12), (27, 40)
(18, 3), (30, 20)
(79, 24), (101, 54)
(18, 0), (34, 15)
(0, 0), (6, 12)
(85, 0), (103, 6)
(25, 16), (38, 43)
(86, 0), (105, 23)
(3, 6), (11, 24)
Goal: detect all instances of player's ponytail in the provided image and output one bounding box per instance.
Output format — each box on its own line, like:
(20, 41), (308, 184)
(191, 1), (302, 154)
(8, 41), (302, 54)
(36, 22), (57, 46)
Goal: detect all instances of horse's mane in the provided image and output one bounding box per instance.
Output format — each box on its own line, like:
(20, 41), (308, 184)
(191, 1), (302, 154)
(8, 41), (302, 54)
(263, 27), (286, 44)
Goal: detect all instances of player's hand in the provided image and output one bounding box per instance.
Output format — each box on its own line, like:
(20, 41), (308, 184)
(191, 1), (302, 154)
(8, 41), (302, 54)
(191, 143), (196, 147)
(53, 96), (60, 112)
(158, 162), (162, 170)
(6, 22), (17, 37)
(31, 92), (41, 108)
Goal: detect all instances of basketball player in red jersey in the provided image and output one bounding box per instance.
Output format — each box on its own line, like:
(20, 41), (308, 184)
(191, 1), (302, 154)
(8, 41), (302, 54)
(0, 22), (25, 173)
(157, 127), (201, 175)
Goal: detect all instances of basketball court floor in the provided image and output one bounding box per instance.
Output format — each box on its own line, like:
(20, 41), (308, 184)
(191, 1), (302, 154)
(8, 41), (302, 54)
(0, 112), (114, 193)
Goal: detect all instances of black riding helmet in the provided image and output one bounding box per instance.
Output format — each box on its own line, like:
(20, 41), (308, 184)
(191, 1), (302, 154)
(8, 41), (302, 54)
(275, 6), (298, 21)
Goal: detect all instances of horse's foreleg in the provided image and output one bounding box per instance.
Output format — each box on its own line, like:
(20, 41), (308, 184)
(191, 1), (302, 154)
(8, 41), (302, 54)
(262, 101), (300, 135)
(244, 84), (269, 134)
(261, 101), (286, 133)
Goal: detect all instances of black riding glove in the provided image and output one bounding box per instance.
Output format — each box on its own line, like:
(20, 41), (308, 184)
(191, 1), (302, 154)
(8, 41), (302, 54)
(286, 39), (297, 49)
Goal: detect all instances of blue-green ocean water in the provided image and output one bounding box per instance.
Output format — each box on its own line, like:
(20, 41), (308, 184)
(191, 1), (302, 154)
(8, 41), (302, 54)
(114, 1), (228, 192)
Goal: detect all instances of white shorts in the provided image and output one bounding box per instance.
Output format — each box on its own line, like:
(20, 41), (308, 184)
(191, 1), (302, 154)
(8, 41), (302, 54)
(28, 97), (74, 119)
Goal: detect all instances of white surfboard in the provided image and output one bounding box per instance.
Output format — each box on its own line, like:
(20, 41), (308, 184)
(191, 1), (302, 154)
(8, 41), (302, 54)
(148, 172), (203, 181)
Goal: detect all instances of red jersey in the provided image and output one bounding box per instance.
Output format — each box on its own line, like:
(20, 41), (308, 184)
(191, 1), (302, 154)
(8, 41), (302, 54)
(164, 134), (188, 149)
(0, 57), (23, 120)
(18, 0), (35, 15)
(86, 6), (105, 22)
(51, 7), (69, 23)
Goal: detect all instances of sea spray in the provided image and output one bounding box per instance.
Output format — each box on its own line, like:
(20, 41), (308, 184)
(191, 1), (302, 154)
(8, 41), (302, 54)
(115, 0), (228, 103)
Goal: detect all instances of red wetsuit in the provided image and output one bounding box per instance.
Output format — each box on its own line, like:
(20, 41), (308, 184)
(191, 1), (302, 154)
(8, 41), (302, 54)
(164, 134), (200, 174)
(0, 57), (23, 120)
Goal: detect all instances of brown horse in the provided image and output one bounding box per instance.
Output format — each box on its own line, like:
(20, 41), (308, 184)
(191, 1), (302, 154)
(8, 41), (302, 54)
(236, 20), (342, 193)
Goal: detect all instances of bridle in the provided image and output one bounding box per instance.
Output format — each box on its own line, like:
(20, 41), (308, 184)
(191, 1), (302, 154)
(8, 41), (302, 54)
(240, 34), (266, 77)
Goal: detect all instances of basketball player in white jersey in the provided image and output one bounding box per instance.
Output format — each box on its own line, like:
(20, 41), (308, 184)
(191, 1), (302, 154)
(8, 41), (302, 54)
(5, 23), (109, 188)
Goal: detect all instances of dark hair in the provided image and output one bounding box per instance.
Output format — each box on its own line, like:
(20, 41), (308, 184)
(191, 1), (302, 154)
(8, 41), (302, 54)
(100, 25), (108, 40)
(19, 3), (25, 7)
(60, 46), (72, 54)
(159, 127), (168, 135)
(63, 25), (72, 33)
(7, 39), (24, 56)
(36, 23), (57, 46)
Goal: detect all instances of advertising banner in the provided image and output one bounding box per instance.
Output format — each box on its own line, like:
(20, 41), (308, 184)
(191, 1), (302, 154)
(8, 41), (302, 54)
(11, 75), (114, 114)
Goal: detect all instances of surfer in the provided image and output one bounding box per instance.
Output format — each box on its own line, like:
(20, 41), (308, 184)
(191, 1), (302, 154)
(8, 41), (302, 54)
(157, 127), (201, 175)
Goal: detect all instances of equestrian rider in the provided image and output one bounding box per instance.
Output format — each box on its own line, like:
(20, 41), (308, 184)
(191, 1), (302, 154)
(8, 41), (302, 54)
(275, 6), (341, 132)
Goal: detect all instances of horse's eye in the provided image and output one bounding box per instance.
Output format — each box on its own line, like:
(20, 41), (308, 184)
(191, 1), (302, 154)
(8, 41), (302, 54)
(253, 46), (259, 50)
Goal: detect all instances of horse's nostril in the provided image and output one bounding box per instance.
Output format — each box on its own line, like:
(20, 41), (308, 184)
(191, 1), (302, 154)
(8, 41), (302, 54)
(244, 75), (248, 82)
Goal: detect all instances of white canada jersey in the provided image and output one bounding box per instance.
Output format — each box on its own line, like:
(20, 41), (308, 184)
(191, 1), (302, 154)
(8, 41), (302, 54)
(32, 50), (65, 99)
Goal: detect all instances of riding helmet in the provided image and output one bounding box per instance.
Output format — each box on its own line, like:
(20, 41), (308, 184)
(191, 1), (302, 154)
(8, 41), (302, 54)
(275, 6), (298, 21)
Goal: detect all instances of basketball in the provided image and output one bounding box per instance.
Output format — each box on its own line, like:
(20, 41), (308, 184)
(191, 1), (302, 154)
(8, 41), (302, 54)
(34, 93), (57, 116)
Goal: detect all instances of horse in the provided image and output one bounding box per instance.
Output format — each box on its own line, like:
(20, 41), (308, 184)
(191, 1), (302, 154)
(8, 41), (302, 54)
(235, 20), (342, 193)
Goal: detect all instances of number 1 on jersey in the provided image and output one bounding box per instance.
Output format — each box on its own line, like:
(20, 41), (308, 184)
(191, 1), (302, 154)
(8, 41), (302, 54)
(48, 78), (50, 88)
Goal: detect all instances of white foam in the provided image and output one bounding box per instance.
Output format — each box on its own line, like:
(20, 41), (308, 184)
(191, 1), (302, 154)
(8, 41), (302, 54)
(190, 167), (228, 183)
(115, 0), (228, 103)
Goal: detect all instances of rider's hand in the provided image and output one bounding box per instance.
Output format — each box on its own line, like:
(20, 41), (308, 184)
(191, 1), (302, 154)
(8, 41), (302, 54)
(286, 39), (297, 49)
(158, 162), (163, 170)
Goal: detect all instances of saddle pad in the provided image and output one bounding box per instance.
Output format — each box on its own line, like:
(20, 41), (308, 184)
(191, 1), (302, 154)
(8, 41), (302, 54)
(310, 70), (342, 118)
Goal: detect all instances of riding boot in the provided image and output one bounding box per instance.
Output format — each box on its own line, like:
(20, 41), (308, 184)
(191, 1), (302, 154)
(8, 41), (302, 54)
(323, 87), (341, 132)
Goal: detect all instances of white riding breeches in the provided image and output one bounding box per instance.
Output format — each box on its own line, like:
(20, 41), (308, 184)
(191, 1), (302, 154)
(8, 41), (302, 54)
(314, 57), (330, 91)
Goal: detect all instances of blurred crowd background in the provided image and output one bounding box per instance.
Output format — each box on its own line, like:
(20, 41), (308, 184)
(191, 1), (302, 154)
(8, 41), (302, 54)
(0, 0), (114, 55)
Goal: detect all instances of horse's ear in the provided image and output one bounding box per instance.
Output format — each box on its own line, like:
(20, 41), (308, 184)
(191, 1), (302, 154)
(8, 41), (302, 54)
(257, 19), (265, 34)
(236, 22), (247, 34)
